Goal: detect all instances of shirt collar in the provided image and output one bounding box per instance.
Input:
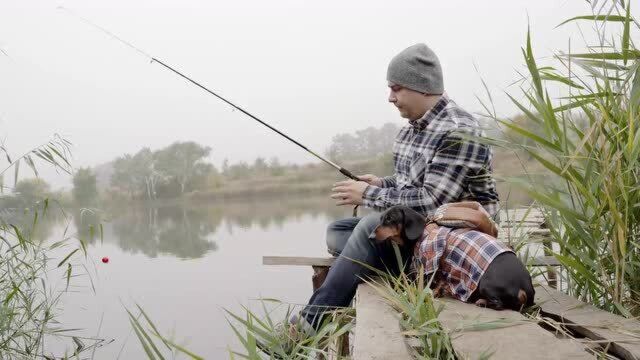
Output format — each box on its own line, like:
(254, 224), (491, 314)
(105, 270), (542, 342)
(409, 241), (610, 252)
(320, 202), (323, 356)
(408, 94), (449, 131)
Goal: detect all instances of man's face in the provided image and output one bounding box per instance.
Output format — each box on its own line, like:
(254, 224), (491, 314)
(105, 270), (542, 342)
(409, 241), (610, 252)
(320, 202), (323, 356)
(388, 82), (428, 121)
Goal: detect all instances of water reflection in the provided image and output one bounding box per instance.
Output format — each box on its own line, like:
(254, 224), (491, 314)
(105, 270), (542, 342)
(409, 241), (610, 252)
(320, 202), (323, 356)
(71, 196), (352, 259)
(70, 190), (534, 260)
(0, 202), (65, 243)
(111, 206), (217, 259)
(13, 189), (529, 260)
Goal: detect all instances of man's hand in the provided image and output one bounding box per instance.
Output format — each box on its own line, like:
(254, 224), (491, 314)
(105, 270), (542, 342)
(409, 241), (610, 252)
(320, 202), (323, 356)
(358, 174), (383, 187)
(331, 180), (369, 206)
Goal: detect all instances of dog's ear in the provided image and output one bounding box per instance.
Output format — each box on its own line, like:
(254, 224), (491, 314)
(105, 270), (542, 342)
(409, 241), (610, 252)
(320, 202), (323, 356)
(400, 207), (426, 241)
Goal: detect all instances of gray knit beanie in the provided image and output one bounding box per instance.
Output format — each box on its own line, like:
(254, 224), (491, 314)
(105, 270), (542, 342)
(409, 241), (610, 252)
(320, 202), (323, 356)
(387, 44), (443, 94)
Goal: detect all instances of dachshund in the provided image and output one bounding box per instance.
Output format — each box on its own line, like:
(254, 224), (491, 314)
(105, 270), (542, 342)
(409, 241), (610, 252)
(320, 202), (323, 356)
(374, 205), (534, 311)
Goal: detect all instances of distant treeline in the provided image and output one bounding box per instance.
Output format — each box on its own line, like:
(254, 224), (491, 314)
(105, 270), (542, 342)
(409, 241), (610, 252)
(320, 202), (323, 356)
(0, 177), (61, 209)
(81, 122), (402, 203)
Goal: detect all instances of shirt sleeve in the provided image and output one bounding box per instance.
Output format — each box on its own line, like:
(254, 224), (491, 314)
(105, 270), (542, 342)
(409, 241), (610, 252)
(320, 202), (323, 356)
(380, 174), (397, 188)
(362, 131), (490, 214)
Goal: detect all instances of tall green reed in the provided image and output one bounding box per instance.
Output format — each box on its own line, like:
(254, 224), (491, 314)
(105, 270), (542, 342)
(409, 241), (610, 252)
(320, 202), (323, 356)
(0, 136), (96, 358)
(225, 299), (354, 359)
(126, 304), (205, 360)
(483, 0), (640, 315)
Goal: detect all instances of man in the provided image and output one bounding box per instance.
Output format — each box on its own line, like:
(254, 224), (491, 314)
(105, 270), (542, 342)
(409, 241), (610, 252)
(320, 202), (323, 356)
(297, 43), (500, 334)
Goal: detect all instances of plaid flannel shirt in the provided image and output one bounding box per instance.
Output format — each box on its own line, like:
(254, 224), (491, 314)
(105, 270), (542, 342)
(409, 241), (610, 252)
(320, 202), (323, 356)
(416, 225), (513, 302)
(362, 95), (500, 218)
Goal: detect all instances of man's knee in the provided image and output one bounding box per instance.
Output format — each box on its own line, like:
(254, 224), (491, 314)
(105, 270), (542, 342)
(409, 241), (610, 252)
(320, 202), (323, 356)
(352, 212), (381, 239)
(325, 217), (360, 255)
(325, 226), (341, 255)
(325, 212), (381, 255)
(338, 212), (381, 256)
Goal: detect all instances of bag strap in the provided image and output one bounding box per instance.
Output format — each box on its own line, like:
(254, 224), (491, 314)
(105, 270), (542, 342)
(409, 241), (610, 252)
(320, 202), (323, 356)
(429, 201), (498, 237)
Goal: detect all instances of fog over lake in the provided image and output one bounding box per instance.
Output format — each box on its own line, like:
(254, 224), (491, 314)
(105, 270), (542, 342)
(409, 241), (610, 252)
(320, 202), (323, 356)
(0, 0), (591, 188)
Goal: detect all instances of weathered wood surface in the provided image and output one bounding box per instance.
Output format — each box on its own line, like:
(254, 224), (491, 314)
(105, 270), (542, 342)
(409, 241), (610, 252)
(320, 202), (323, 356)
(502, 208), (544, 220)
(263, 255), (561, 267)
(263, 256), (335, 267)
(536, 284), (640, 360)
(526, 255), (561, 266)
(436, 298), (592, 359)
(352, 283), (413, 360)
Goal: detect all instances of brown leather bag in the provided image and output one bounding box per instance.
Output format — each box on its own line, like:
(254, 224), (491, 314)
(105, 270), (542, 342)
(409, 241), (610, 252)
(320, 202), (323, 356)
(428, 201), (499, 237)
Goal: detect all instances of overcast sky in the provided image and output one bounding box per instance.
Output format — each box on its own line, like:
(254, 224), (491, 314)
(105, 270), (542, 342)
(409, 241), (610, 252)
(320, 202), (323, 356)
(0, 0), (613, 188)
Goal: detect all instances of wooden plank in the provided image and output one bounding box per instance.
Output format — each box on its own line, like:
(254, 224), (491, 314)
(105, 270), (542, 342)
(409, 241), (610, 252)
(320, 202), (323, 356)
(498, 228), (550, 237)
(263, 255), (561, 267)
(527, 255), (561, 266)
(263, 256), (334, 267)
(536, 284), (640, 360)
(528, 228), (551, 236)
(502, 218), (545, 225)
(352, 283), (413, 360)
(497, 234), (551, 243)
(503, 215), (545, 222)
(505, 208), (544, 218)
(503, 218), (545, 224)
(436, 298), (592, 360)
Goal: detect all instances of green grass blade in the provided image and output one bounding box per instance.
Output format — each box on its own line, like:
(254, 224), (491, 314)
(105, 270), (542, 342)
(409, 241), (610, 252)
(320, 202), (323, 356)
(57, 249), (79, 268)
(126, 309), (166, 360)
(128, 317), (159, 360)
(556, 15), (628, 28)
(623, 2), (631, 65)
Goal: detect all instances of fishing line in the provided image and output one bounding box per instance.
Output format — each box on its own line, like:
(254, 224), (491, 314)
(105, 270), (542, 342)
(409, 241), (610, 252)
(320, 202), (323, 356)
(58, 7), (153, 60)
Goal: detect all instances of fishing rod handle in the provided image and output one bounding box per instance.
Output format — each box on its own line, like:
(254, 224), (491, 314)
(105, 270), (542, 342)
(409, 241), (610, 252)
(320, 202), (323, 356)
(352, 205), (359, 217)
(339, 168), (361, 181)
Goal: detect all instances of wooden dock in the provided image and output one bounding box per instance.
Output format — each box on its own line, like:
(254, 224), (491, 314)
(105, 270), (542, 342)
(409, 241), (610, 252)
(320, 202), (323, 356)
(263, 208), (640, 359)
(354, 282), (591, 360)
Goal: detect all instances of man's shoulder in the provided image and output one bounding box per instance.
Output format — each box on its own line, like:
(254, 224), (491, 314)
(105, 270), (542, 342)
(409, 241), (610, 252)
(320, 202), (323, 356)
(438, 99), (481, 132)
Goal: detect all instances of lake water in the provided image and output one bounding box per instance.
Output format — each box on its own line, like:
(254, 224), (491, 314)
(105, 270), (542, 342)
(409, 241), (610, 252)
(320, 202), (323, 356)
(40, 193), (541, 359)
(43, 196), (367, 359)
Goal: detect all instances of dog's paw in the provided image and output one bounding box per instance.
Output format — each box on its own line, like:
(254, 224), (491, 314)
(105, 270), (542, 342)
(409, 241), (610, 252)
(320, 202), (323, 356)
(432, 280), (449, 298)
(474, 298), (488, 307)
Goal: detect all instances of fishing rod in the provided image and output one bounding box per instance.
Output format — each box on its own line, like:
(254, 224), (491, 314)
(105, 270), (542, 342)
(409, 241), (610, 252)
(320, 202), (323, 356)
(58, 7), (363, 214)
(151, 57), (362, 184)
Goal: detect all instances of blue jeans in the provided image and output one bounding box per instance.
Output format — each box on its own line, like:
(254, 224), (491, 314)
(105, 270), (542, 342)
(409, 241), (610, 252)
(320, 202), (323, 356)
(326, 217), (362, 256)
(299, 212), (412, 329)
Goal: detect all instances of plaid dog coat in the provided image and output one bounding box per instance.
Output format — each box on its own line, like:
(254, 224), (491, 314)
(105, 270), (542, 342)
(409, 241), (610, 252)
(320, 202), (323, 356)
(415, 224), (513, 302)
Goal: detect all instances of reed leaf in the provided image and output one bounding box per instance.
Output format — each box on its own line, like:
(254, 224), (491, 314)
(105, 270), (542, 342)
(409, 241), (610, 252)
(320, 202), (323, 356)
(57, 249), (79, 268)
(525, 27), (544, 100)
(540, 70), (585, 89)
(497, 119), (561, 152)
(569, 51), (640, 60)
(553, 98), (596, 112)
(556, 15), (629, 28)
